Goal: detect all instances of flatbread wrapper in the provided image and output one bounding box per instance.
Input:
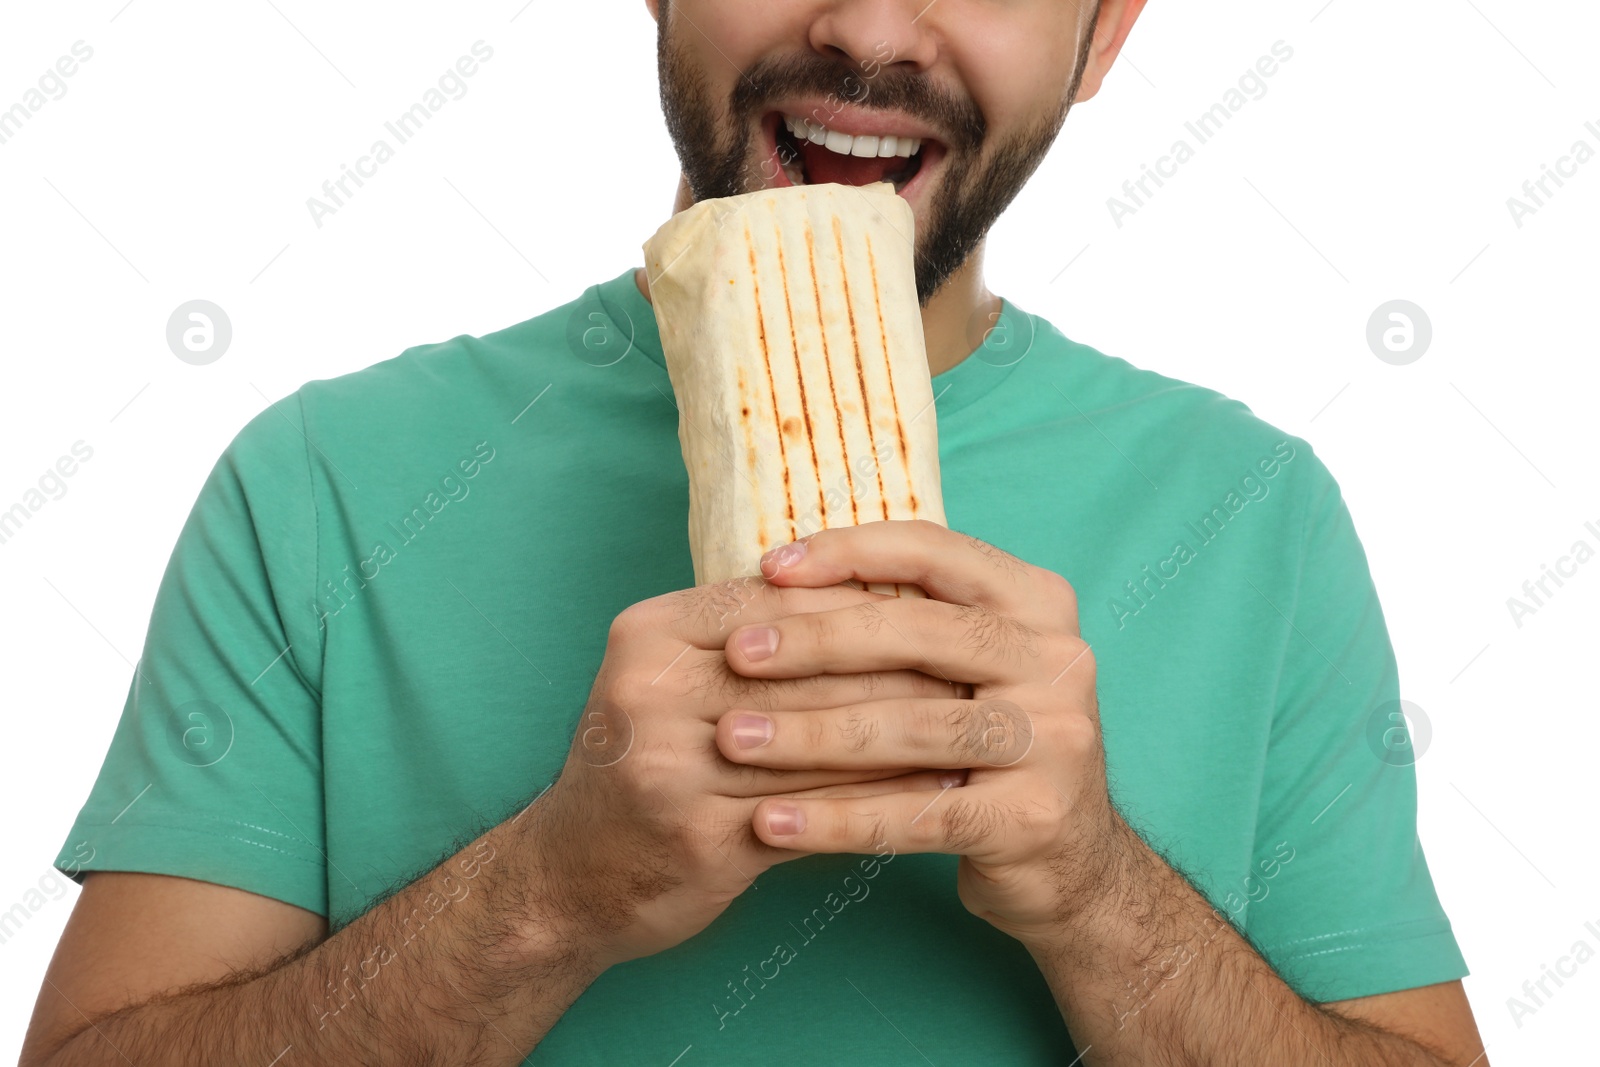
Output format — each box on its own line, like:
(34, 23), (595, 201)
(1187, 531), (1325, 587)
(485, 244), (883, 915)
(643, 181), (946, 596)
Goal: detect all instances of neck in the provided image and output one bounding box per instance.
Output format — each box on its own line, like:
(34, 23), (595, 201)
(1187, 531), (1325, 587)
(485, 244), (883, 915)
(634, 175), (998, 378)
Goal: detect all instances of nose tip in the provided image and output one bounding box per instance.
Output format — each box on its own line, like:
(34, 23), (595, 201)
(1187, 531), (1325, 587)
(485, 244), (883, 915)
(807, 1), (940, 75)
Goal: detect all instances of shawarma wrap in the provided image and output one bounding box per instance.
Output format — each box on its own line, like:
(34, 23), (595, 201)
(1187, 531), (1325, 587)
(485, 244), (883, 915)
(643, 181), (946, 596)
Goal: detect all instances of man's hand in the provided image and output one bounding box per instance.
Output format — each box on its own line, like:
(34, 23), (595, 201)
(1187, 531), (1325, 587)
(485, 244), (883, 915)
(519, 574), (965, 971)
(20, 577), (961, 1067)
(715, 520), (1488, 1065)
(712, 519), (1124, 943)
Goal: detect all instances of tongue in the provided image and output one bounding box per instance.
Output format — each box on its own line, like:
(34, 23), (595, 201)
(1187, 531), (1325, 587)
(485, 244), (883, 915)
(799, 140), (901, 186)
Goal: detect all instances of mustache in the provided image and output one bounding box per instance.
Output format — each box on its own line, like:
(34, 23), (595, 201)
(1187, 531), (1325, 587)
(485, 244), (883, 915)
(731, 52), (985, 151)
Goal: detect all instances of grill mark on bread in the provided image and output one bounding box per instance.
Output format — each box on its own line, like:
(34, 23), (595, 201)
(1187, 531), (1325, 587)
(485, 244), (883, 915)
(867, 236), (915, 517)
(747, 227), (796, 539)
(834, 217), (887, 521)
(806, 225), (857, 525)
(775, 232), (825, 528)
(735, 365), (763, 548)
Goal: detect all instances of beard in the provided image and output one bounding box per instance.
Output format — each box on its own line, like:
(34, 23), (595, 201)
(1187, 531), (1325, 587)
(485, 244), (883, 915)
(656, 14), (1092, 305)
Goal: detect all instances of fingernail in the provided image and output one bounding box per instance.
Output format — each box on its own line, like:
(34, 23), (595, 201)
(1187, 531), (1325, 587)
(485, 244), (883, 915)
(735, 626), (779, 662)
(766, 803), (806, 836)
(730, 713), (773, 748)
(939, 770), (968, 789)
(759, 540), (807, 577)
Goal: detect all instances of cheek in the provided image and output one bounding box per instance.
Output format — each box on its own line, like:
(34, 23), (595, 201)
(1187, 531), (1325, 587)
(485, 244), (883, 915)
(682, 0), (808, 76)
(949, 22), (1081, 133)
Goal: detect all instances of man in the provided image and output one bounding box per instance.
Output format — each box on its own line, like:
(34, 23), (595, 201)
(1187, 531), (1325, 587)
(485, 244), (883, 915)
(23, 1), (1487, 1063)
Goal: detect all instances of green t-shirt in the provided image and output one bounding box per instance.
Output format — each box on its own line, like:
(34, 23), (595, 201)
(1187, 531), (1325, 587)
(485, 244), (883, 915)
(56, 267), (1467, 1063)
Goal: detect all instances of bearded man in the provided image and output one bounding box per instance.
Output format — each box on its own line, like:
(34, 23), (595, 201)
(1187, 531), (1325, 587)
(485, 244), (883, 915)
(24, 2), (1487, 1064)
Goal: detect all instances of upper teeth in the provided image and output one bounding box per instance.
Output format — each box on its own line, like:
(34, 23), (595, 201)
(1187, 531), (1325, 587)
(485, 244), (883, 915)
(784, 115), (921, 158)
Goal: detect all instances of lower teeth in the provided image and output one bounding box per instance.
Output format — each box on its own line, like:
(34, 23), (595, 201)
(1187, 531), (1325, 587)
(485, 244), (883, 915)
(776, 126), (807, 185)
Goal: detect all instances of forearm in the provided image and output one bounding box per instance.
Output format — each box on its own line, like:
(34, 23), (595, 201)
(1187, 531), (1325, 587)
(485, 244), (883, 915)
(1026, 820), (1454, 1066)
(40, 815), (603, 1067)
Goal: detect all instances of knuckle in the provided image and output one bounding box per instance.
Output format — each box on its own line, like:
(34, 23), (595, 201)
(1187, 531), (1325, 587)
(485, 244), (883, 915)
(596, 746), (654, 808)
(1009, 794), (1060, 853)
(682, 811), (745, 867)
(623, 736), (673, 781)
(802, 610), (839, 654)
(903, 700), (946, 750)
(860, 810), (891, 852)
(960, 531), (1028, 576)
(1044, 636), (1095, 687)
(838, 706), (880, 753)
(951, 604), (992, 652)
(956, 698), (1033, 765)
(1055, 708), (1101, 758)
(855, 670), (888, 697)
(1036, 565), (1077, 606)
(850, 600), (888, 636)
(670, 817), (711, 864)
(937, 798), (1000, 852)
(906, 804), (944, 849)
(1011, 619), (1046, 660)
(608, 601), (654, 647)
(713, 661), (760, 704)
(711, 576), (766, 625)
(953, 605), (1038, 662)
(1063, 637), (1097, 682)
(678, 654), (721, 697)
(945, 701), (983, 758)
(818, 804), (881, 851)
(803, 711), (831, 754)
(606, 668), (655, 714)
(658, 579), (772, 639)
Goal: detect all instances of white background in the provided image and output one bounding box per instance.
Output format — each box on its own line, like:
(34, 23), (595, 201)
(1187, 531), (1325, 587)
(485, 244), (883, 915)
(2, 0), (1595, 1062)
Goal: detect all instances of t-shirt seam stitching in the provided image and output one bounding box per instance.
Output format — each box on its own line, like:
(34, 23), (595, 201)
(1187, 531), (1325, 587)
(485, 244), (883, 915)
(1263, 915), (1451, 951)
(1267, 926), (1456, 962)
(67, 818), (327, 870)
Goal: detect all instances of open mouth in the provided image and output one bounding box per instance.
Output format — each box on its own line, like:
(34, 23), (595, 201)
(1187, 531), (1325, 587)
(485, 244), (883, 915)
(765, 111), (941, 196)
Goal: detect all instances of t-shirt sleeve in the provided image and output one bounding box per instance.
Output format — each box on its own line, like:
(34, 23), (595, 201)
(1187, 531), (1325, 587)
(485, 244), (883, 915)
(52, 393), (329, 917)
(1240, 445), (1468, 1002)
